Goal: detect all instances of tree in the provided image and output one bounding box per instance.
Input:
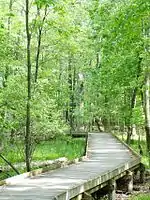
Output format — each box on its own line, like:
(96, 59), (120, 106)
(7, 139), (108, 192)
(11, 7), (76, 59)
(142, 17), (150, 166)
(25, 0), (32, 172)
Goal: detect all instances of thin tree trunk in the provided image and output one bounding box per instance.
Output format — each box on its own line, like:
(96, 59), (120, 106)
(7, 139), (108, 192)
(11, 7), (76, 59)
(126, 88), (137, 144)
(144, 72), (150, 166)
(126, 56), (142, 144)
(25, 0), (32, 172)
(142, 18), (150, 167)
(73, 64), (77, 129)
(68, 57), (73, 132)
(35, 6), (47, 82)
(35, 28), (42, 82)
(7, 0), (14, 142)
(8, 0), (13, 31)
(3, 0), (13, 87)
(67, 56), (77, 133)
(96, 51), (101, 68)
(57, 61), (62, 109)
(0, 154), (20, 175)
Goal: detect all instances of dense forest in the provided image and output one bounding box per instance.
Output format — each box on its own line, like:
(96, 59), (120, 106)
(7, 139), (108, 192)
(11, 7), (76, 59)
(0, 0), (150, 173)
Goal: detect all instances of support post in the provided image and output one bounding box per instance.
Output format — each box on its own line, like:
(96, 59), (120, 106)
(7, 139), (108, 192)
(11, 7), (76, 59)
(73, 192), (93, 200)
(73, 194), (82, 200)
(139, 163), (145, 183)
(83, 192), (93, 200)
(108, 179), (116, 200)
(126, 171), (133, 193)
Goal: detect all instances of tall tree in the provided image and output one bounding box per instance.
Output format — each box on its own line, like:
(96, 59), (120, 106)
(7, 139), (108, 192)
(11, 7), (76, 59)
(25, 0), (32, 172)
(142, 17), (150, 166)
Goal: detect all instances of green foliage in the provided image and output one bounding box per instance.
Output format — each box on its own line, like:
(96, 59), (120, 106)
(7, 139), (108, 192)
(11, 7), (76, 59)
(0, 73), (68, 142)
(130, 140), (149, 168)
(0, 137), (85, 165)
(33, 137), (85, 160)
(84, 0), (150, 131)
(0, 0), (92, 170)
(0, 137), (85, 180)
(131, 194), (150, 200)
(34, 0), (56, 8)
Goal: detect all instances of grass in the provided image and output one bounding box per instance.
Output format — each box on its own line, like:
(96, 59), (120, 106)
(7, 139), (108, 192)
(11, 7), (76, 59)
(130, 194), (150, 200)
(0, 136), (85, 180)
(0, 136), (85, 165)
(33, 137), (85, 161)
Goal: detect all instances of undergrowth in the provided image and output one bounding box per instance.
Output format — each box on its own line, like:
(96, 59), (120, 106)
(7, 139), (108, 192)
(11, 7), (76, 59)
(130, 193), (150, 200)
(0, 136), (85, 180)
(116, 133), (149, 168)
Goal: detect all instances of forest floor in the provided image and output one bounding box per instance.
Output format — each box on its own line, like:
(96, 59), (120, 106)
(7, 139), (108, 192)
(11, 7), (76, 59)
(115, 175), (150, 200)
(101, 178), (150, 200)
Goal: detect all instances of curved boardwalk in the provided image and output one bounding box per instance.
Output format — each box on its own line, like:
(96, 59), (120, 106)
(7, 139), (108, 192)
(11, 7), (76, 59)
(0, 133), (140, 200)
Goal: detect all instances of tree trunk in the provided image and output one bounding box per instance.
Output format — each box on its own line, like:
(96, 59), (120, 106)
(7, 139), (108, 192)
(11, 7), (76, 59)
(67, 56), (76, 133)
(0, 154), (20, 175)
(25, 0), (32, 172)
(126, 56), (142, 144)
(68, 57), (74, 132)
(35, 27), (42, 82)
(73, 64), (77, 129)
(3, 0), (13, 87)
(144, 72), (150, 167)
(35, 6), (47, 82)
(142, 18), (150, 167)
(126, 88), (137, 144)
(57, 60), (62, 109)
(8, 0), (13, 31)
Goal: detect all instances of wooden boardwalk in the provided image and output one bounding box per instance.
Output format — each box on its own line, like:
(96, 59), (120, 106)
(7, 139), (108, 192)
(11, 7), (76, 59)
(0, 133), (141, 200)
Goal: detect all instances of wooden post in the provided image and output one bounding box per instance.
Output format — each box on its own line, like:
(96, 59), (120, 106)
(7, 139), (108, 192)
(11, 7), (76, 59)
(83, 192), (93, 200)
(73, 193), (93, 200)
(126, 171), (133, 193)
(72, 194), (82, 200)
(76, 194), (83, 200)
(108, 179), (116, 200)
(139, 163), (145, 183)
